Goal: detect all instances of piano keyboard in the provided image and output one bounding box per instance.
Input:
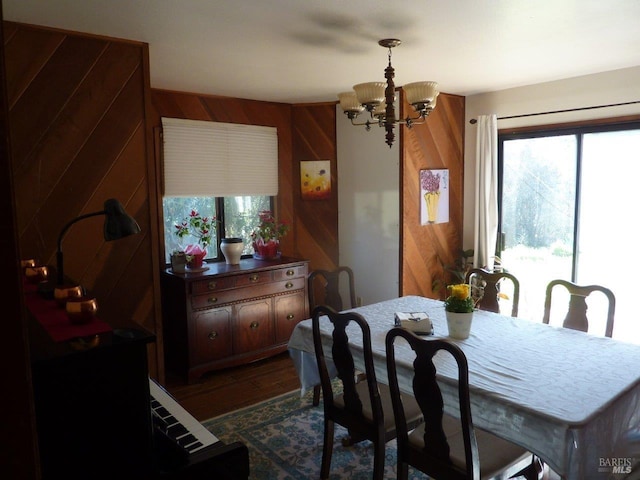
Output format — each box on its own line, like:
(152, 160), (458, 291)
(149, 378), (220, 455)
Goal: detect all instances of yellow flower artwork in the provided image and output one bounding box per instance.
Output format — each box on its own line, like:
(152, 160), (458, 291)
(301, 160), (331, 200)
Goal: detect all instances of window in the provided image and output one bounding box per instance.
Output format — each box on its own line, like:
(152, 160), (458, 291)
(498, 121), (640, 342)
(160, 117), (279, 264)
(163, 195), (271, 263)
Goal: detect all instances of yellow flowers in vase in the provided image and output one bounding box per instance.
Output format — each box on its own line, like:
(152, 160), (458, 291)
(443, 283), (477, 340)
(444, 284), (475, 313)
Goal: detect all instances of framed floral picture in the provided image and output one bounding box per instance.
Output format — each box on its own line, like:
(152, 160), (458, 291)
(301, 160), (331, 200)
(420, 169), (449, 224)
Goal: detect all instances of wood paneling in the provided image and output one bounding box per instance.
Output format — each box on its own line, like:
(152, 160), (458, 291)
(5, 21), (163, 378)
(292, 103), (338, 271)
(401, 92), (465, 299)
(1, 11), (40, 479)
(149, 91), (338, 274)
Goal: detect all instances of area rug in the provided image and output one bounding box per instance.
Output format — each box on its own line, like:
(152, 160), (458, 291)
(203, 387), (427, 479)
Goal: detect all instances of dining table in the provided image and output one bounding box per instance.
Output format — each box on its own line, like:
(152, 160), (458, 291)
(287, 295), (640, 480)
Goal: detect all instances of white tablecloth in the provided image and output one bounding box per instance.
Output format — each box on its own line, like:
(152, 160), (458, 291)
(287, 296), (640, 480)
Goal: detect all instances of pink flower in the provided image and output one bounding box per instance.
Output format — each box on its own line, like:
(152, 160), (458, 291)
(421, 170), (440, 193)
(185, 244), (205, 256)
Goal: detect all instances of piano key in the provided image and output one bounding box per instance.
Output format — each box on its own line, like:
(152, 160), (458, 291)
(149, 378), (220, 454)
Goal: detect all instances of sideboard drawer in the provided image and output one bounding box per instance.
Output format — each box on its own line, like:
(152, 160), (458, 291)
(234, 270), (271, 287)
(191, 277), (234, 295)
(273, 276), (305, 293)
(272, 264), (308, 281)
(190, 276), (306, 310)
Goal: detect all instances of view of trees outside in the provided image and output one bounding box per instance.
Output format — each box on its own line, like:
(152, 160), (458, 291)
(500, 127), (640, 344)
(162, 195), (270, 262)
(223, 195), (271, 250)
(501, 135), (576, 324)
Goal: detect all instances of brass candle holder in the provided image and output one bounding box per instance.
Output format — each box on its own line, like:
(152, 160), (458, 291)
(54, 284), (84, 307)
(65, 296), (99, 325)
(24, 265), (49, 284)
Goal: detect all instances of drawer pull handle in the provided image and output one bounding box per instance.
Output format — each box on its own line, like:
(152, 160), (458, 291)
(208, 297), (218, 304)
(286, 314), (295, 320)
(250, 321), (260, 329)
(286, 269), (295, 276)
(208, 331), (218, 340)
(285, 282), (294, 289)
(249, 274), (259, 282)
(208, 281), (217, 290)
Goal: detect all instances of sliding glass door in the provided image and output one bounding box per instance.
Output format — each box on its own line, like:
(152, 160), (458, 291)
(499, 123), (640, 342)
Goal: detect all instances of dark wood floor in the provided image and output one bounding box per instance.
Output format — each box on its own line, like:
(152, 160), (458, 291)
(164, 351), (302, 421)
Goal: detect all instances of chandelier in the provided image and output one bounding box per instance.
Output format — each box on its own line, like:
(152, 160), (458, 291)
(337, 39), (439, 148)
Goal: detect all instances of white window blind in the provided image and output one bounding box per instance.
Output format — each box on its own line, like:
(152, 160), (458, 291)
(161, 117), (278, 197)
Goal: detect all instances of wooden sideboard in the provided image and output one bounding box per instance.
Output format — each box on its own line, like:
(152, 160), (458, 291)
(161, 257), (309, 383)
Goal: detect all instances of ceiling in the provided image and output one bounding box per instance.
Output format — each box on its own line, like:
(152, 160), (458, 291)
(4, 0), (640, 104)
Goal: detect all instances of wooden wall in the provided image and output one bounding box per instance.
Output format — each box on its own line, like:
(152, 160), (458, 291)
(401, 92), (465, 299)
(1, 9), (40, 478)
(4, 21), (164, 378)
(148, 91), (339, 272)
(292, 103), (338, 271)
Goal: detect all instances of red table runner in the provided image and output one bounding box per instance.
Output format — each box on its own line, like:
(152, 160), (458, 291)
(24, 282), (112, 342)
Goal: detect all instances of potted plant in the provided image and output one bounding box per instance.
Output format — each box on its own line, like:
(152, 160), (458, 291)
(443, 283), (476, 339)
(250, 210), (290, 260)
(432, 248), (474, 298)
(169, 249), (187, 273)
(174, 210), (217, 269)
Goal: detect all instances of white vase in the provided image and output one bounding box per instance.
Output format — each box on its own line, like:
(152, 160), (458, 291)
(445, 311), (474, 339)
(220, 238), (244, 265)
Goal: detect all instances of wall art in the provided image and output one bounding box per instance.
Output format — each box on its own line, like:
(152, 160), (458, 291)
(301, 160), (331, 200)
(420, 169), (449, 224)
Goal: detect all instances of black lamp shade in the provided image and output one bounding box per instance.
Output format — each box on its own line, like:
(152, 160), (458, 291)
(103, 199), (141, 240)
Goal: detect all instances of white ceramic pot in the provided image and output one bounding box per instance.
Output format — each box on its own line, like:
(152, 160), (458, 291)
(445, 311), (473, 339)
(220, 238), (244, 265)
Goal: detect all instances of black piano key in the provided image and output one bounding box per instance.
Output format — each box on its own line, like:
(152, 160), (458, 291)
(155, 406), (171, 418)
(176, 434), (198, 448)
(167, 423), (189, 438)
(152, 414), (169, 430)
(185, 441), (203, 452)
(163, 415), (179, 426)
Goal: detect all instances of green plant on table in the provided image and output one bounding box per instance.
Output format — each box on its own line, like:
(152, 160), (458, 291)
(444, 284), (476, 313)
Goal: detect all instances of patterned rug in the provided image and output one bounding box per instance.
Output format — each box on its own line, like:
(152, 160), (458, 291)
(203, 387), (428, 479)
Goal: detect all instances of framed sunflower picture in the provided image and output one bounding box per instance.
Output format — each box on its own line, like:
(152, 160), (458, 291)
(301, 160), (331, 200)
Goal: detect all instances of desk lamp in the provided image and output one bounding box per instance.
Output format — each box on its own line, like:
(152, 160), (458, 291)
(56, 198), (141, 285)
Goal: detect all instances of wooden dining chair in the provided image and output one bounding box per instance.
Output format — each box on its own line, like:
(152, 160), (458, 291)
(465, 268), (520, 317)
(308, 266), (358, 405)
(543, 279), (616, 338)
(312, 306), (423, 480)
(308, 266), (357, 313)
(465, 268), (540, 480)
(385, 327), (536, 480)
